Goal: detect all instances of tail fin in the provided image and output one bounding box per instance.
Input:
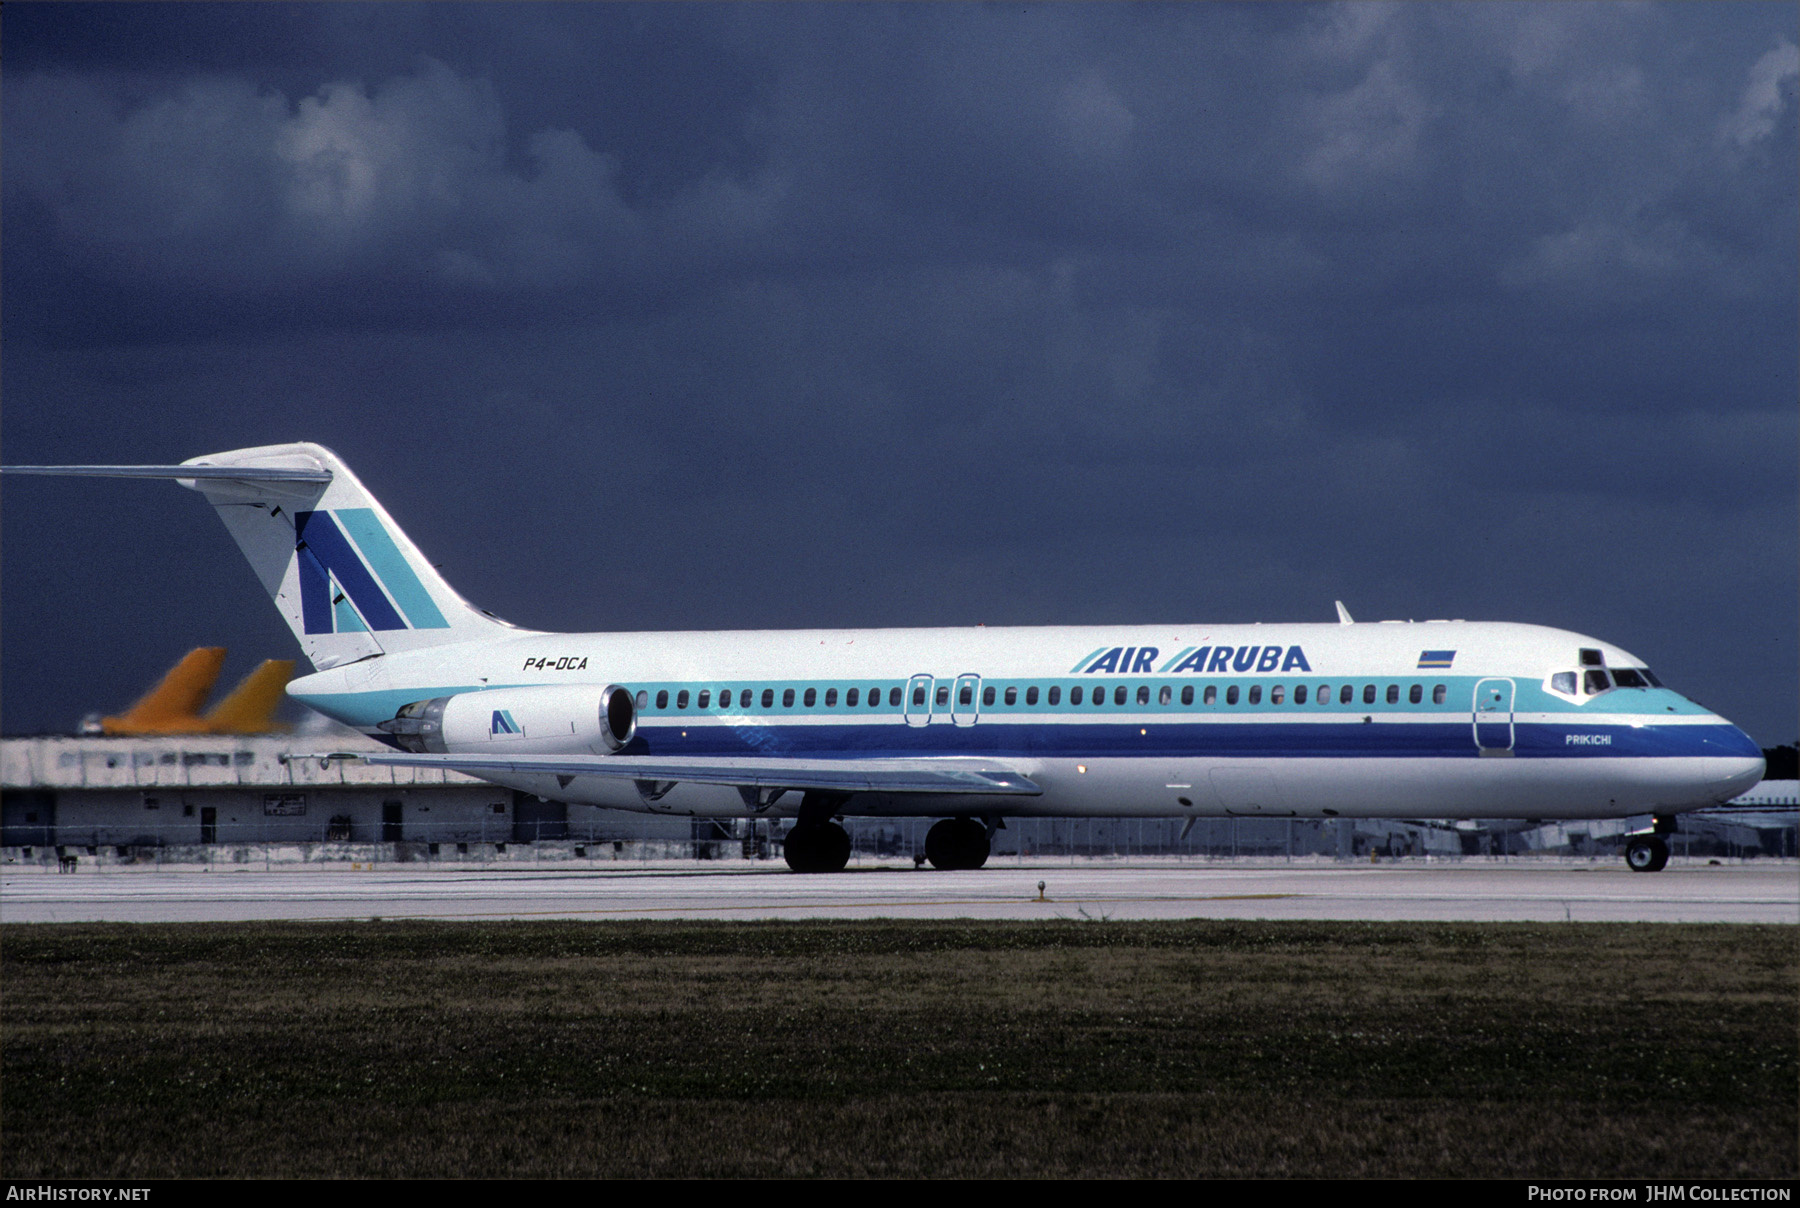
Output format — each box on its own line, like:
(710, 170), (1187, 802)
(202, 659), (296, 733)
(174, 443), (526, 669)
(101, 647), (227, 734)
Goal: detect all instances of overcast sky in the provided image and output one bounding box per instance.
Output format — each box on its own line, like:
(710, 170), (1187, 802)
(4, 2), (1795, 744)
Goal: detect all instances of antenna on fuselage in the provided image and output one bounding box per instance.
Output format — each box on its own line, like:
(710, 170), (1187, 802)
(1335, 600), (1354, 625)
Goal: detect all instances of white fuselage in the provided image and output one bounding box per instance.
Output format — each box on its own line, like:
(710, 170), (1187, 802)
(288, 619), (1765, 823)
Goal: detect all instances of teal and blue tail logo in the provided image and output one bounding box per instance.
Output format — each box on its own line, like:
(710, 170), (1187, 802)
(296, 509), (450, 636)
(490, 710), (521, 736)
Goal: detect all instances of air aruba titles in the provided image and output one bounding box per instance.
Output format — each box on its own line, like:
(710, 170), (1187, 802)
(1072, 645), (1313, 675)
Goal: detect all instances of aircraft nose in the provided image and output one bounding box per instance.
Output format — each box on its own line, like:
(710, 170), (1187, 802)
(1695, 721), (1765, 804)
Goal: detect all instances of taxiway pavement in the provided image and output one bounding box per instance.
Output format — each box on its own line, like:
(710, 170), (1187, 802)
(2, 858), (1794, 924)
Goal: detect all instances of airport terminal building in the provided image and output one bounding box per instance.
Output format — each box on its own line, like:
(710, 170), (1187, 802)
(0, 733), (637, 852)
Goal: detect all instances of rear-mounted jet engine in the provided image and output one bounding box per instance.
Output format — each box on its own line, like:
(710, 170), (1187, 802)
(381, 684), (636, 755)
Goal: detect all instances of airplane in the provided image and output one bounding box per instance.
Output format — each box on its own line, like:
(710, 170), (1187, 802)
(4, 442), (1764, 873)
(99, 646), (227, 734)
(96, 647), (297, 735)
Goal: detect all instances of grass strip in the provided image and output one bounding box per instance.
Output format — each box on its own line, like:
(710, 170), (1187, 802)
(3, 919), (1794, 1178)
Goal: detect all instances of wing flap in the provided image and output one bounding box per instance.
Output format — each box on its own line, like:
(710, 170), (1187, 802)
(361, 752), (1042, 796)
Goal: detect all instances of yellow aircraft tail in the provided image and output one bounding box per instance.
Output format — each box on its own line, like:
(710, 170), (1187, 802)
(100, 647), (227, 735)
(202, 660), (296, 734)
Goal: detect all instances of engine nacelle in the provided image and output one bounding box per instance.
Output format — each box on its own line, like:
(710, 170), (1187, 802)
(380, 684), (636, 755)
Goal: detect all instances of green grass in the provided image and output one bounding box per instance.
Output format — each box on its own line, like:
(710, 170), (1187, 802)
(2, 920), (1794, 1178)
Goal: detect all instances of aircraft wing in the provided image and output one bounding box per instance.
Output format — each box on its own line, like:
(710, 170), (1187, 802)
(360, 752), (1042, 796)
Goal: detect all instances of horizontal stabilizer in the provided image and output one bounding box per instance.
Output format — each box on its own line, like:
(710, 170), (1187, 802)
(2, 464), (332, 482)
(361, 752), (1043, 796)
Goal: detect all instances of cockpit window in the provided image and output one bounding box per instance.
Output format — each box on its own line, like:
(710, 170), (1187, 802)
(1640, 668), (1662, 687)
(1551, 671), (1577, 695)
(1610, 668), (1648, 689)
(1583, 669), (1612, 695)
(1579, 648), (1604, 667)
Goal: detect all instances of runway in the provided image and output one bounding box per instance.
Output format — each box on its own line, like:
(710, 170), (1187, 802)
(2, 858), (1794, 924)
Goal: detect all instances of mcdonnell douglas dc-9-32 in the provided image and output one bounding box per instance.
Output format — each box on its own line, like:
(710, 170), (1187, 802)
(4, 443), (1763, 872)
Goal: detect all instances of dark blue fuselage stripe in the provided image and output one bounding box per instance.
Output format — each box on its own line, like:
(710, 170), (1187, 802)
(628, 721), (1758, 761)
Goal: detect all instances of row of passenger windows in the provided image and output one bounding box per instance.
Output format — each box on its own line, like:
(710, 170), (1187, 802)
(640, 682), (1452, 711)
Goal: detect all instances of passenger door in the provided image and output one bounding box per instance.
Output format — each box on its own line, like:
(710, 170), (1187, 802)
(951, 674), (982, 727)
(904, 673), (935, 727)
(1473, 678), (1515, 755)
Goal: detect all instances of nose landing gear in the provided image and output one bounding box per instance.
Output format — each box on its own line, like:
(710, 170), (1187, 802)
(1624, 815), (1676, 872)
(1624, 834), (1669, 873)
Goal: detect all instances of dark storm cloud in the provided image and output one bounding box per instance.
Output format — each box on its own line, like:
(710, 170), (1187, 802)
(3, 2), (1795, 742)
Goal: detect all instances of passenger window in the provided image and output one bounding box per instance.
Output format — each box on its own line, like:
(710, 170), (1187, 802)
(1247, 685), (1261, 705)
(1385, 684), (1398, 705)
(1158, 685), (1172, 706)
(1071, 686), (1084, 706)
(1181, 685), (1194, 705)
(890, 687), (902, 707)
(1134, 685), (1148, 705)
(763, 689), (775, 709)
(1294, 685), (1307, 704)
(959, 685), (973, 706)
(913, 686), (926, 706)
(655, 690), (669, 710)
(1024, 686), (1037, 706)
(1362, 684), (1376, 705)
(784, 688), (796, 707)
(846, 688), (859, 707)
(1318, 684), (1329, 704)
(936, 685), (950, 706)
(983, 685), (996, 706)
(824, 688), (837, 707)
(1409, 684), (1422, 704)
(677, 690), (690, 709)
(1226, 685), (1240, 705)
(1114, 685), (1127, 705)
(1433, 684), (1446, 704)
(1003, 686), (1016, 706)
(636, 690), (649, 709)
(1340, 685), (1354, 705)
(1271, 685), (1284, 705)
(1048, 686), (1061, 706)
(1203, 685), (1217, 705)
(803, 688), (816, 707)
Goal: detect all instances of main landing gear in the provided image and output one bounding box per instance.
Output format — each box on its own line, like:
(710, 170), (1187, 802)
(783, 791), (852, 874)
(1624, 815), (1676, 873)
(925, 817), (990, 870)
